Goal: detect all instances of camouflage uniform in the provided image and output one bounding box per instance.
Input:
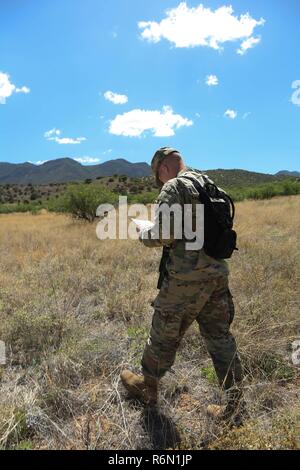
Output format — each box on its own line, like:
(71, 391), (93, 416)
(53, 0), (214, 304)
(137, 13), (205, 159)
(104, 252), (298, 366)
(139, 167), (243, 391)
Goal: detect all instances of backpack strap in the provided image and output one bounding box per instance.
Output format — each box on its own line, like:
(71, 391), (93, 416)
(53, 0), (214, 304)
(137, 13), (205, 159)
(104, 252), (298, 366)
(178, 174), (235, 225)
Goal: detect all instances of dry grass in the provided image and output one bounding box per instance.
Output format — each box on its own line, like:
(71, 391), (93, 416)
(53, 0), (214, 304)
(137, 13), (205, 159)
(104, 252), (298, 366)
(0, 197), (299, 450)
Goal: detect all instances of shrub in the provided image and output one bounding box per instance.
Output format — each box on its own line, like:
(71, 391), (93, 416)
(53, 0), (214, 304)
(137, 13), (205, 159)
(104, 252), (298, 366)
(209, 410), (300, 450)
(129, 191), (158, 204)
(0, 407), (30, 450)
(48, 183), (118, 222)
(228, 179), (300, 202)
(200, 365), (218, 384)
(0, 202), (44, 214)
(242, 351), (295, 382)
(30, 192), (38, 201)
(129, 185), (139, 194)
(0, 309), (72, 366)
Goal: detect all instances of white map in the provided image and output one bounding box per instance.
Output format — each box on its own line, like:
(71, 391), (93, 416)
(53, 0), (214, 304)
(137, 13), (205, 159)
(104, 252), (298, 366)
(131, 218), (154, 231)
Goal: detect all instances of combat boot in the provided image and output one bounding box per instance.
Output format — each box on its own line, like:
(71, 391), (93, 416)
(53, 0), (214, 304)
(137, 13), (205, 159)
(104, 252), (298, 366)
(207, 388), (246, 426)
(120, 370), (158, 405)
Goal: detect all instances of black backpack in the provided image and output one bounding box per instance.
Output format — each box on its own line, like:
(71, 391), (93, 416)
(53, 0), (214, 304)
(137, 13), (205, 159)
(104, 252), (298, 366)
(178, 174), (238, 259)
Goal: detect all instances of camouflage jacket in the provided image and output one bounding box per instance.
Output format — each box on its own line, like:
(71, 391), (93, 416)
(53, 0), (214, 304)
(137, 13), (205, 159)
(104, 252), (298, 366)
(139, 168), (229, 280)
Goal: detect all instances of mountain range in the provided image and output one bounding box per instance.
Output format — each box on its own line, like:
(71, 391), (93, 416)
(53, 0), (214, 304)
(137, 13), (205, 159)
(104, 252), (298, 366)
(275, 170), (300, 177)
(0, 158), (152, 184)
(0, 158), (298, 185)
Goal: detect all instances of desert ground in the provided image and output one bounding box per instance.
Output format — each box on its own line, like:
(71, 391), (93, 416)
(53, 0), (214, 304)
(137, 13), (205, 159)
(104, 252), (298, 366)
(0, 196), (299, 450)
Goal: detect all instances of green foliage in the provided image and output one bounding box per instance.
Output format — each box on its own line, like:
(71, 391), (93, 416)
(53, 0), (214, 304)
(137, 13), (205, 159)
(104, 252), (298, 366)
(228, 179), (300, 202)
(207, 169), (285, 187)
(0, 201), (45, 214)
(1, 309), (71, 366)
(14, 440), (34, 450)
(200, 365), (218, 384)
(209, 410), (300, 450)
(129, 191), (159, 204)
(0, 407), (31, 450)
(0, 177), (299, 215)
(243, 351), (295, 382)
(127, 326), (148, 367)
(48, 183), (118, 222)
(127, 326), (148, 339)
(46, 193), (69, 213)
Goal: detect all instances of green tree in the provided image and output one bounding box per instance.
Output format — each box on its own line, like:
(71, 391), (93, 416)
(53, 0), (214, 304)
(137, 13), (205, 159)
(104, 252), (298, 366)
(49, 183), (118, 222)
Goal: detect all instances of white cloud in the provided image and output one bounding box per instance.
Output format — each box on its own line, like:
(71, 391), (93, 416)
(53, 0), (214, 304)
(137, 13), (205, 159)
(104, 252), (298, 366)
(31, 157), (100, 165)
(237, 36), (261, 55)
(206, 74), (218, 86)
(44, 128), (61, 138)
(44, 128), (86, 144)
(0, 72), (30, 104)
(15, 86), (30, 94)
(104, 90), (128, 105)
(242, 112), (251, 119)
(224, 109), (237, 119)
(0, 73), (15, 104)
(55, 137), (86, 144)
(29, 160), (48, 165)
(74, 156), (101, 164)
(109, 105), (193, 137)
(102, 149), (112, 155)
(138, 3), (265, 54)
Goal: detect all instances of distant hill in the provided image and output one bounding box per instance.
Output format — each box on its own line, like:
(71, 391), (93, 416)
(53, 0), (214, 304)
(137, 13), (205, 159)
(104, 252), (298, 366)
(275, 170), (300, 178)
(0, 158), (152, 184)
(0, 158), (298, 186)
(204, 169), (285, 187)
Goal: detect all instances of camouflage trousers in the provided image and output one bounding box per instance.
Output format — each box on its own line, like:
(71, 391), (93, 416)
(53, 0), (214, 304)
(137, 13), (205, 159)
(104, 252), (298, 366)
(141, 274), (243, 390)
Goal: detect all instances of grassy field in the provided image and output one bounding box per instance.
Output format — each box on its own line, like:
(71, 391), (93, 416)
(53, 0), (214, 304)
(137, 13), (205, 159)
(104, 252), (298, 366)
(0, 196), (300, 450)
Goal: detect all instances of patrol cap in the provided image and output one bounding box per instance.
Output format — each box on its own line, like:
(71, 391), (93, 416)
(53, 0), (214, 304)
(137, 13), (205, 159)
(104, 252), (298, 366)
(151, 147), (182, 186)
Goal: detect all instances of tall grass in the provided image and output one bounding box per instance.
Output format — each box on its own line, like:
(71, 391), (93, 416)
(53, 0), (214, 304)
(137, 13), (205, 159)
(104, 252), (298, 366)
(0, 196), (299, 449)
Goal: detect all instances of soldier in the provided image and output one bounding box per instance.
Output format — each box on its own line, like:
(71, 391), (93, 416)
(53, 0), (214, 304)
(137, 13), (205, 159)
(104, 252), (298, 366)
(121, 148), (244, 423)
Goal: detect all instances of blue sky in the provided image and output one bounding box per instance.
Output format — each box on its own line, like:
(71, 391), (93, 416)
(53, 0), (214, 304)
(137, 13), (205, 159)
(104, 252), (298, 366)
(0, 0), (299, 173)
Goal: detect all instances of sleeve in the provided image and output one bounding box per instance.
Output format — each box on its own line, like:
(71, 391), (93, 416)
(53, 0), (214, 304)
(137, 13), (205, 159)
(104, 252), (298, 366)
(139, 182), (181, 248)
